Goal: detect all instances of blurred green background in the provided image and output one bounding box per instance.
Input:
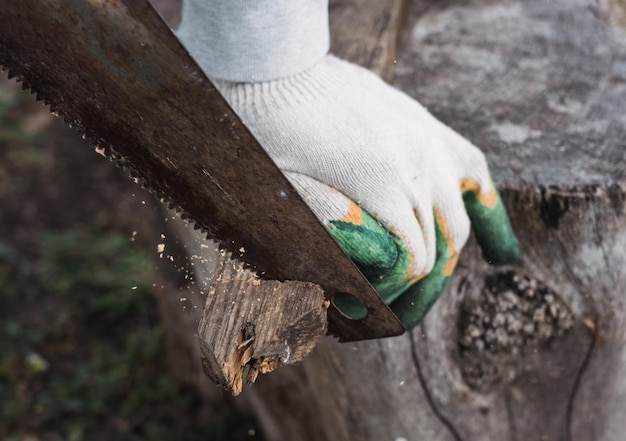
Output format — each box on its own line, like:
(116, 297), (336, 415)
(0, 78), (260, 440)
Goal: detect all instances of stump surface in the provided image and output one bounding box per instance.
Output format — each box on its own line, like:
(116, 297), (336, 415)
(394, 0), (626, 188)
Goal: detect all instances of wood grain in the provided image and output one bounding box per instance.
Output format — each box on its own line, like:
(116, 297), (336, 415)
(198, 253), (327, 395)
(329, 0), (408, 80)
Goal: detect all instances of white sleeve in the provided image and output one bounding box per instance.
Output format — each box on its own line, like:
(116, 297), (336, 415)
(176, 0), (330, 82)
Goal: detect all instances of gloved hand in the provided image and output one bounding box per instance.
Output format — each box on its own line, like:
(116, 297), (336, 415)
(177, 0), (519, 329)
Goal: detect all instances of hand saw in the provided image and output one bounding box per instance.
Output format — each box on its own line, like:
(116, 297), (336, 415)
(0, 0), (405, 341)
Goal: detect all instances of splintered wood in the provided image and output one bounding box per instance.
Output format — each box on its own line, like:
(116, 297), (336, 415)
(197, 252), (328, 395)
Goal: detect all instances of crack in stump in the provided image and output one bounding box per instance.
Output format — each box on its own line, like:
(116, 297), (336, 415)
(565, 314), (598, 441)
(409, 329), (463, 441)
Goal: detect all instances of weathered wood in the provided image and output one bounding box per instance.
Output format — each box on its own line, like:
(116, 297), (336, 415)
(198, 252), (327, 395)
(329, 0), (408, 80)
(153, 0), (626, 439)
(240, 0), (626, 440)
(599, 0), (626, 33)
(390, 2), (625, 438)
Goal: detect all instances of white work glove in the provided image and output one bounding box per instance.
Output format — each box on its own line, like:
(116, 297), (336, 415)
(177, 0), (518, 328)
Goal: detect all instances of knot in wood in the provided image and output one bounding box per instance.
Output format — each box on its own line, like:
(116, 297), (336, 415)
(459, 271), (574, 389)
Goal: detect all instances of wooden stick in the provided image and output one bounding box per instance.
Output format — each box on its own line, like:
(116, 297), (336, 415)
(197, 251), (328, 395)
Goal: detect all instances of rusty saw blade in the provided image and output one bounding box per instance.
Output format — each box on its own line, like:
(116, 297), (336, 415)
(0, 0), (405, 341)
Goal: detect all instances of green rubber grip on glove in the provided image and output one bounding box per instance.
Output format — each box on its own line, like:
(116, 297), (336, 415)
(327, 209), (397, 279)
(328, 207), (414, 304)
(461, 178), (519, 266)
(390, 214), (455, 329)
(326, 180), (519, 329)
(392, 181), (519, 328)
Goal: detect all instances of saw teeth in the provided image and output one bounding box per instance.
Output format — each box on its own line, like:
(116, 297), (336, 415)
(6, 68), (20, 80)
(1, 63), (263, 284)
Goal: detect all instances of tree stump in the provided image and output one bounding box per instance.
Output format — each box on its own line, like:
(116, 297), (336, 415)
(152, 0), (625, 439)
(238, 0), (626, 440)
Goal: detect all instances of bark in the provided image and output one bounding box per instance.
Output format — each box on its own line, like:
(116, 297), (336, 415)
(329, 0), (408, 81)
(152, 0), (626, 439)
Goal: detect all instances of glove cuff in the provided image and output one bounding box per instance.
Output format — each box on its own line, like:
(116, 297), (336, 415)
(177, 0), (330, 82)
(211, 55), (358, 118)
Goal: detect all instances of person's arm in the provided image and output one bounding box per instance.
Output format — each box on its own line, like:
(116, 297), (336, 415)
(176, 0), (329, 82)
(176, 0), (519, 328)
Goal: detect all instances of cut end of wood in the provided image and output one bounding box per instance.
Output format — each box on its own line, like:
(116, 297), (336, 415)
(220, 323), (299, 395)
(198, 255), (328, 396)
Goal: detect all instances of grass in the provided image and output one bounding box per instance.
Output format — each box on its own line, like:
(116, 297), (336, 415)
(0, 228), (256, 441)
(0, 79), (260, 441)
